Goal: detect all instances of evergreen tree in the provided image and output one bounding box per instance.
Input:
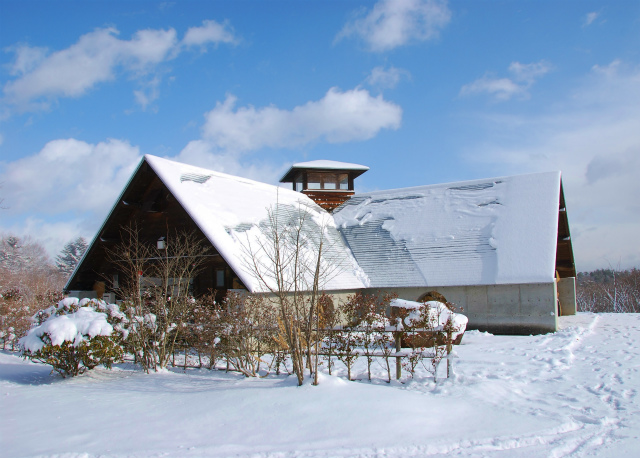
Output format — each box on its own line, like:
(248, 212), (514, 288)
(0, 235), (26, 273)
(55, 237), (88, 277)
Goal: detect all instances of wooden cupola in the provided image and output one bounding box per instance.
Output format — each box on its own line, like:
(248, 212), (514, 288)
(280, 160), (369, 211)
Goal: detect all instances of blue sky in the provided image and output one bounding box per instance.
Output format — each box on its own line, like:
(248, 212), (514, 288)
(1, 0), (639, 272)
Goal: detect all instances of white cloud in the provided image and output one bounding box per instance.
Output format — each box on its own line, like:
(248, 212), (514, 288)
(365, 66), (409, 89)
(0, 138), (141, 215)
(584, 12), (599, 27)
(460, 60), (551, 101)
(461, 60), (640, 270)
(3, 28), (176, 107)
(122, 28), (180, 70)
(170, 84), (403, 185)
(2, 217), (96, 266)
(199, 87), (402, 153)
(182, 20), (237, 47)
(174, 140), (286, 185)
(7, 44), (48, 76)
(459, 77), (524, 101)
(3, 22), (237, 111)
(133, 76), (161, 111)
(0, 137), (143, 257)
(0, 81), (401, 258)
(337, 0), (451, 52)
(508, 61), (551, 84)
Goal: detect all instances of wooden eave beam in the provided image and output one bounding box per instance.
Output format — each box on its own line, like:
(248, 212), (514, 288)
(555, 181), (576, 278)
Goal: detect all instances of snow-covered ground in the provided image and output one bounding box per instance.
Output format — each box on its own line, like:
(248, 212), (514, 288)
(2, 313), (639, 458)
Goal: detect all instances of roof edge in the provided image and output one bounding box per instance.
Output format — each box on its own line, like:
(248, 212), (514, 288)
(280, 160), (370, 183)
(347, 170), (562, 197)
(144, 155), (266, 293)
(64, 156), (147, 292)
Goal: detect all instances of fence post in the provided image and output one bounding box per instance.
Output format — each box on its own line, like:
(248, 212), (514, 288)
(184, 344), (188, 371)
(446, 329), (452, 378)
(395, 331), (402, 380)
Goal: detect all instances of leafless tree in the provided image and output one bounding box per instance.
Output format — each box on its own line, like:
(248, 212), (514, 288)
(237, 200), (345, 386)
(577, 268), (640, 313)
(107, 225), (210, 372)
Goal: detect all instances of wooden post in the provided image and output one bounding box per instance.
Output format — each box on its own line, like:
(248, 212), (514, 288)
(395, 331), (402, 380)
(184, 344), (188, 371)
(446, 329), (452, 379)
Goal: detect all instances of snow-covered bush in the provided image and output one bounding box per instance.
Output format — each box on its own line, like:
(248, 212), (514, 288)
(20, 298), (126, 378)
(390, 298), (468, 380)
(390, 298), (467, 343)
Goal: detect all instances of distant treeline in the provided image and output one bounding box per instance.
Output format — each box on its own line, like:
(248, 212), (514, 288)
(576, 268), (640, 313)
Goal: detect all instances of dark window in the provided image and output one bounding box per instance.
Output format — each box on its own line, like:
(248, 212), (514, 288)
(215, 269), (225, 287)
(338, 173), (349, 190)
(306, 172), (349, 190)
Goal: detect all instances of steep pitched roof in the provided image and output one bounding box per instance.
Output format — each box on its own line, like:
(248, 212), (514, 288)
(144, 155), (369, 293)
(333, 171), (563, 287)
(69, 155), (567, 295)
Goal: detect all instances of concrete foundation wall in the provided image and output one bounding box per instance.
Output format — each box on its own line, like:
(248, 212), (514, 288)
(372, 283), (559, 335)
(70, 283), (561, 335)
(265, 285), (560, 335)
(557, 277), (577, 316)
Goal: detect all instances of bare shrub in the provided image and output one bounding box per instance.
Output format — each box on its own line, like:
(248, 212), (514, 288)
(333, 293), (363, 381)
(186, 293), (223, 369)
(318, 294), (338, 375)
(341, 292), (395, 381)
(216, 291), (279, 377)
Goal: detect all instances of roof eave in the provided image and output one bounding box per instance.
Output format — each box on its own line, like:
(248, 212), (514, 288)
(280, 166), (369, 183)
(64, 156), (147, 292)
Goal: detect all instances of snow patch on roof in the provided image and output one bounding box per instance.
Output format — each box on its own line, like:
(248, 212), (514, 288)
(334, 171), (561, 287)
(291, 160), (369, 170)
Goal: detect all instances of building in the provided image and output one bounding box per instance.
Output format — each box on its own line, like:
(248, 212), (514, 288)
(66, 154), (576, 334)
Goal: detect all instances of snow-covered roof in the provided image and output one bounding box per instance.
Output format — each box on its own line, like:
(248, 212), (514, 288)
(292, 160), (369, 170)
(73, 155), (563, 294)
(280, 160), (369, 182)
(145, 155), (369, 293)
(333, 171), (562, 287)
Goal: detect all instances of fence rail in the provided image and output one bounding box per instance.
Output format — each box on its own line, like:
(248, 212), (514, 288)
(171, 324), (458, 381)
(319, 326), (455, 380)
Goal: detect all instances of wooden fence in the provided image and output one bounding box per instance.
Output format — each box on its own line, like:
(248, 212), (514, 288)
(171, 324), (457, 381)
